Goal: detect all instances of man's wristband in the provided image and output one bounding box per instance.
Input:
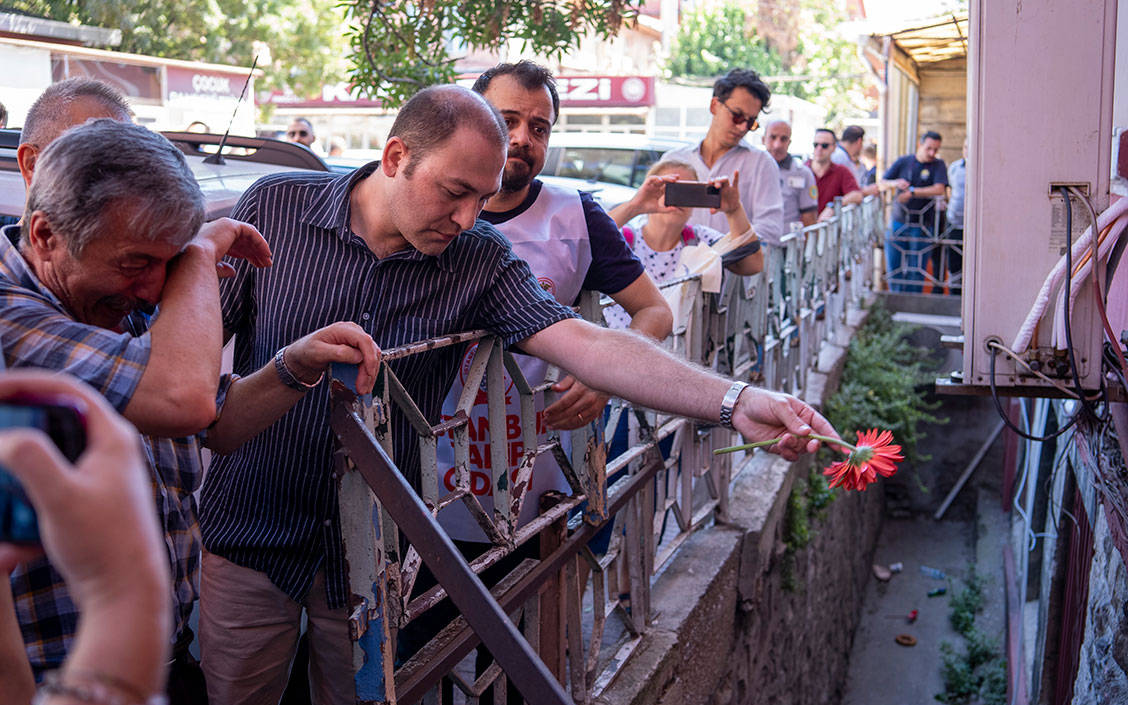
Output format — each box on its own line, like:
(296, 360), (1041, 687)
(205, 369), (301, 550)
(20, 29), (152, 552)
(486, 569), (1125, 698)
(273, 347), (323, 392)
(719, 381), (750, 429)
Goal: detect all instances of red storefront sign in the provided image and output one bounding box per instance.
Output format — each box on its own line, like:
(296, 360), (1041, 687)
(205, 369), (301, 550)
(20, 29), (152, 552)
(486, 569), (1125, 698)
(263, 75), (655, 110)
(553, 75), (654, 107)
(264, 83), (383, 108)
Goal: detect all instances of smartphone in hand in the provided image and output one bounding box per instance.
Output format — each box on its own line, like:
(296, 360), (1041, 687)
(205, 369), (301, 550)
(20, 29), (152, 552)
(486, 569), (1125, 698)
(665, 181), (722, 209)
(0, 396), (86, 543)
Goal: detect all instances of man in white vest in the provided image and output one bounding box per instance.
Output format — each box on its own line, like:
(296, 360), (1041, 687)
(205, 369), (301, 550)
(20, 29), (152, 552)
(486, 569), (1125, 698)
(435, 61), (673, 543)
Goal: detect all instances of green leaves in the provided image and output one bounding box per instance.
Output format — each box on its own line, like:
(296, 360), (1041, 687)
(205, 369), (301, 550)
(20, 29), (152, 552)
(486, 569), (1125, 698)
(937, 569), (1006, 705)
(824, 303), (945, 468)
(8, 0), (352, 98)
(341, 0), (641, 108)
(665, 3), (782, 80)
(662, 0), (870, 122)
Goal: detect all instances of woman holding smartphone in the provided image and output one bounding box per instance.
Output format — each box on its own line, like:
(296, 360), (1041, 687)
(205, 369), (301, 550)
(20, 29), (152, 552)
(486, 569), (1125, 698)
(605, 160), (763, 328)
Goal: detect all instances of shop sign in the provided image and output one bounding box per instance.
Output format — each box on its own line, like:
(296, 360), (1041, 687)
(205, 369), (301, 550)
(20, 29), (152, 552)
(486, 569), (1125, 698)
(167, 66), (247, 102)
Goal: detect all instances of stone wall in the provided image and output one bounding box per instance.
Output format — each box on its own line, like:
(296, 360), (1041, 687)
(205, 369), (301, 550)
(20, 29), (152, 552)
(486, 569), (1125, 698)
(597, 308), (886, 705)
(1071, 509), (1128, 704)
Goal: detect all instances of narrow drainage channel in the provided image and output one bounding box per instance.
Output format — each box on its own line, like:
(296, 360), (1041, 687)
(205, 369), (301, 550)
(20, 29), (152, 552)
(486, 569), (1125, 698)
(841, 394), (1009, 705)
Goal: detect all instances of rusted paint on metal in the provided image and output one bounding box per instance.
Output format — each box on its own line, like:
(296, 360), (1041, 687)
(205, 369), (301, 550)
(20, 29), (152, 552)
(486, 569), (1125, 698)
(508, 450), (537, 526)
(381, 329), (490, 362)
(430, 409), (469, 436)
(582, 435), (607, 526)
(485, 341), (511, 535)
(331, 397), (574, 705)
(335, 400), (394, 703)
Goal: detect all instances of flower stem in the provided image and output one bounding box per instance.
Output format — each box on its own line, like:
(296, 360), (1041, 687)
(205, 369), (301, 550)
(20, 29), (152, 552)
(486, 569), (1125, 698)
(713, 433), (854, 456)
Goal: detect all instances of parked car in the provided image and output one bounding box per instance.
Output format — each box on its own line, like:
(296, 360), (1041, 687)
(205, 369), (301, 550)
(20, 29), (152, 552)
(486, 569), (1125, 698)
(0, 128), (328, 222)
(542, 133), (692, 189)
(1, 128), (642, 222)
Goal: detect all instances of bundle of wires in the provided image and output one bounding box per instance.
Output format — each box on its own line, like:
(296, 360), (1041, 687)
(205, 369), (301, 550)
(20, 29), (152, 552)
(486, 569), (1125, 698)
(991, 188), (1128, 440)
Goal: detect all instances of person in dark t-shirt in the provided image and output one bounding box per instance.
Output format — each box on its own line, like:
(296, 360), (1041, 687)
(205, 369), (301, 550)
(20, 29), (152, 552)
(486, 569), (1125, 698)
(882, 131), (948, 293)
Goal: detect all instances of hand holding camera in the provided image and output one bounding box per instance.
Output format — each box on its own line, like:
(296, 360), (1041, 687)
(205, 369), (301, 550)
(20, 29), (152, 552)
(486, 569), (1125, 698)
(0, 371), (171, 699)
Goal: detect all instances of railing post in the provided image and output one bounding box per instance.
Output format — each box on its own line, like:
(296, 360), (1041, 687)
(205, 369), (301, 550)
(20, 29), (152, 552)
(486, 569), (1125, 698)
(333, 378), (396, 704)
(332, 388), (575, 705)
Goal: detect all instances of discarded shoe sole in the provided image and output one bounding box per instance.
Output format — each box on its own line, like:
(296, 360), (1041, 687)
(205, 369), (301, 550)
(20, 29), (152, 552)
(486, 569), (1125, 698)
(895, 634), (917, 647)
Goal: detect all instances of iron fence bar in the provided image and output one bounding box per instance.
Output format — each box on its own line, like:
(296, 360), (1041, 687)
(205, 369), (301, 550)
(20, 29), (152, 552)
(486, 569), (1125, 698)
(331, 389), (574, 705)
(392, 449), (667, 704)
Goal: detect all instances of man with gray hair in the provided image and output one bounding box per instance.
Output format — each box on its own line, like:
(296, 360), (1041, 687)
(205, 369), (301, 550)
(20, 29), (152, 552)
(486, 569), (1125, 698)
(16, 77), (133, 187)
(0, 116), (344, 705)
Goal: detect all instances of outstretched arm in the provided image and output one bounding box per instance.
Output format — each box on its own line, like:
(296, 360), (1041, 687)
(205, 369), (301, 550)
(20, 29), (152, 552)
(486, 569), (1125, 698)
(543, 273), (672, 430)
(521, 319), (837, 459)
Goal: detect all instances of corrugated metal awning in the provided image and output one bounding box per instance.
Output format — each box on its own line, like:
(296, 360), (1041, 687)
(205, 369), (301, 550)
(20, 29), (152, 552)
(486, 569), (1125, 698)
(884, 14), (968, 65)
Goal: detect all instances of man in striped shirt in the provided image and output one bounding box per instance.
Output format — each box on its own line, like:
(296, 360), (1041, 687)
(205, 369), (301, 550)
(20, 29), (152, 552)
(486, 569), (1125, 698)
(200, 84), (838, 704)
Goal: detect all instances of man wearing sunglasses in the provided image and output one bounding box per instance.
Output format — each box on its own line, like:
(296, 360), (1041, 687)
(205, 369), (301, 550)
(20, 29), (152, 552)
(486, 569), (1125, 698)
(285, 117), (316, 149)
(806, 128), (862, 219)
(662, 68), (784, 246)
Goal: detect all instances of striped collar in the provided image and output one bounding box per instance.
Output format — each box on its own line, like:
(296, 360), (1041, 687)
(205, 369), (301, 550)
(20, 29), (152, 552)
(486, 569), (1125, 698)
(301, 161), (377, 239)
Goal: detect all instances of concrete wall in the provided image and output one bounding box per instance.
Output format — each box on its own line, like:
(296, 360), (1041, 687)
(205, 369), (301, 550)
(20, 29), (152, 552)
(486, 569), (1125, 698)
(597, 307), (885, 705)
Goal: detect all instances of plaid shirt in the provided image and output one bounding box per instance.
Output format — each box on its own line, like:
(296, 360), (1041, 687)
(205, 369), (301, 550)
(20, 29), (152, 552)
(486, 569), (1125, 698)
(0, 226), (219, 675)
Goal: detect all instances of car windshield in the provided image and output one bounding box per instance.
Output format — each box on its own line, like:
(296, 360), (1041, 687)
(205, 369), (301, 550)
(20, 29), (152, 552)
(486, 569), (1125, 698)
(552, 147), (664, 188)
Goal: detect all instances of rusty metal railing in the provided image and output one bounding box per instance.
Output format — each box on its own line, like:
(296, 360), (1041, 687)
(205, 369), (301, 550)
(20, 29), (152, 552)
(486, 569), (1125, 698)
(329, 195), (885, 704)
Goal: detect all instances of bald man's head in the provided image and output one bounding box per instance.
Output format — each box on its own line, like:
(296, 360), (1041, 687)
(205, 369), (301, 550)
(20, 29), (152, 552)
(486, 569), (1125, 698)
(388, 84), (507, 178)
(762, 119), (793, 163)
(18, 78), (132, 186)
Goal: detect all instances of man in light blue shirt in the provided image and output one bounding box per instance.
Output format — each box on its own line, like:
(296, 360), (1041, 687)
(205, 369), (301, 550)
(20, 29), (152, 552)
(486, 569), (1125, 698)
(944, 138), (968, 281)
(662, 68), (784, 246)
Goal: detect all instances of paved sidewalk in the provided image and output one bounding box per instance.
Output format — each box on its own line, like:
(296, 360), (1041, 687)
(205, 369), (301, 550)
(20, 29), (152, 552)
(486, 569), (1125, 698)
(840, 516), (978, 705)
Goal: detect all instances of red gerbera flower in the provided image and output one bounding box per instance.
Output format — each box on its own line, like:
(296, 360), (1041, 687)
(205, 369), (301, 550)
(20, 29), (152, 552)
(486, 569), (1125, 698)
(822, 429), (903, 491)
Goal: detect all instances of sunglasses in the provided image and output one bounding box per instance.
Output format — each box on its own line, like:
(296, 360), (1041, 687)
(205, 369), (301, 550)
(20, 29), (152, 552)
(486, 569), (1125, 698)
(288, 129), (309, 138)
(813, 142), (834, 149)
(718, 101), (759, 131)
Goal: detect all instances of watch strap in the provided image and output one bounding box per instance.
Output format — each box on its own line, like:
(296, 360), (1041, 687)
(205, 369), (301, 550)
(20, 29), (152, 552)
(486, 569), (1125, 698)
(274, 347), (323, 391)
(719, 381), (750, 429)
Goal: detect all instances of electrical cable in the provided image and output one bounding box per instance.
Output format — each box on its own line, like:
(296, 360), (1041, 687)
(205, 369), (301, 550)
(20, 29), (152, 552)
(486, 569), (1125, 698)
(1067, 187), (1128, 387)
(1011, 399), (1069, 552)
(987, 340), (1088, 399)
(1105, 344), (1128, 389)
(988, 346), (1081, 441)
(1106, 221), (1128, 290)
(1055, 186), (1103, 416)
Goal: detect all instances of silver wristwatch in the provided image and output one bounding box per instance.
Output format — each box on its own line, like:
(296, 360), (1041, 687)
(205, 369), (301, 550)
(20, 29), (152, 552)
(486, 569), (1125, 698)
(719, 381), (750, 429)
